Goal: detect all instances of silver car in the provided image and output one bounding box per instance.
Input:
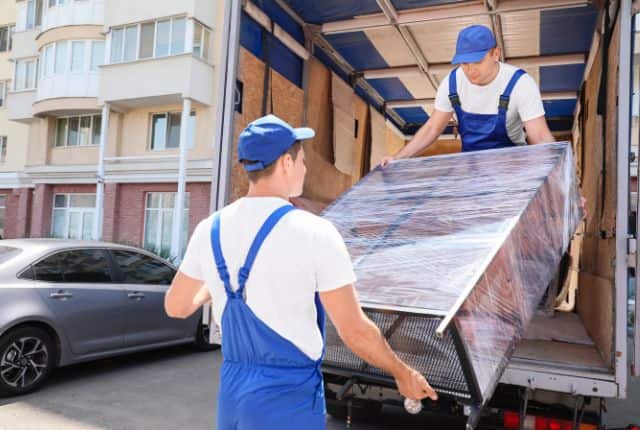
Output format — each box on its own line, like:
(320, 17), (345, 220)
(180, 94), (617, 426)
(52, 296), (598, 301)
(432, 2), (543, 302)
(0, 239), (214, 397)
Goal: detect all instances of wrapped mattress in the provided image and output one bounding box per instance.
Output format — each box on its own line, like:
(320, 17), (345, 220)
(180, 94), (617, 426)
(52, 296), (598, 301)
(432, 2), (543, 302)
(321, 142), (583, 413)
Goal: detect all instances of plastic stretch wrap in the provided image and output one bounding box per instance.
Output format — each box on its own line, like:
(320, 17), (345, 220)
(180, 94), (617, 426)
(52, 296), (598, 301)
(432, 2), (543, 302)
(321, 142), (582, 406)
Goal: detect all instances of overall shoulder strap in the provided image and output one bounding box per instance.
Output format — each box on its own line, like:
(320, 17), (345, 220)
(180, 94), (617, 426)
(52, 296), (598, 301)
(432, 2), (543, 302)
(499, 69), (526, 110)
(448, 68), (461, 107)
(210, 212), (234, 296)
(237, 205), (296, 295)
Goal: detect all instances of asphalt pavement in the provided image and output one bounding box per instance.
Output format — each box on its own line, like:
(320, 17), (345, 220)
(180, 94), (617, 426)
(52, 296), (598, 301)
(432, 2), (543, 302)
(0, 345), (637, 430)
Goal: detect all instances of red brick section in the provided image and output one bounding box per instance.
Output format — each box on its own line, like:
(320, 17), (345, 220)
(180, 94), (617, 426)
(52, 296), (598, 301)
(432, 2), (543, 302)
(15, 188), (32, 238)
(111, 182), (211, 248)
(30, 184), (52, 237)
(0, 189), (15, 239)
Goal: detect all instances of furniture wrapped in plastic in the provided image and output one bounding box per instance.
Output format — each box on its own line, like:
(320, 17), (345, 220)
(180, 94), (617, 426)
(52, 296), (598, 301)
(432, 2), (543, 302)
(321, 142), (583, 426)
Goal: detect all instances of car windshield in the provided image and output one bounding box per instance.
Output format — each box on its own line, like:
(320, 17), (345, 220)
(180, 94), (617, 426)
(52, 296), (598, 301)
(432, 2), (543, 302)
(0, 246), (22, 264)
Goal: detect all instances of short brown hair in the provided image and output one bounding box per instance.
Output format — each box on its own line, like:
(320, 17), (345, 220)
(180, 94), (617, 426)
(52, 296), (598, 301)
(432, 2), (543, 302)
(242, 141), (302, 183)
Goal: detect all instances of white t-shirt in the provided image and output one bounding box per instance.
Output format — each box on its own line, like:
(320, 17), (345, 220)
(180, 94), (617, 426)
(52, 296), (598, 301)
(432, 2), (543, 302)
(434, 62), (546, 145)
(179, 196), (357, 361)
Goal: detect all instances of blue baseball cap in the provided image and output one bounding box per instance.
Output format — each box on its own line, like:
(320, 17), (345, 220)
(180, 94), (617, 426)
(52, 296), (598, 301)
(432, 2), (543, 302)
(238, 114), (315, 172)
(452, 25), (497, 65)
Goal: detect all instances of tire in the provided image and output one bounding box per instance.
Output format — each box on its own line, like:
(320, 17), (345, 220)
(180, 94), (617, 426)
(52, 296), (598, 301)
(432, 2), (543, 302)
(0, 326), (55, 397)
(193, 321), (220, 352)
(325, 397), (383, 421)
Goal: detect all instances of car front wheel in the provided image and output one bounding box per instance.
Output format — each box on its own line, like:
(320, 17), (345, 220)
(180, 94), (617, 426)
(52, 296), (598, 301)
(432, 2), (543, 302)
(0, 326), (55, 397)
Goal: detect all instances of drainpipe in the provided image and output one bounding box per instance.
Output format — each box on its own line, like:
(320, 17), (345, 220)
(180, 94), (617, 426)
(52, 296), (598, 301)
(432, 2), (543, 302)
(170, 97), (191, 262)
(94, 102), (110, 241)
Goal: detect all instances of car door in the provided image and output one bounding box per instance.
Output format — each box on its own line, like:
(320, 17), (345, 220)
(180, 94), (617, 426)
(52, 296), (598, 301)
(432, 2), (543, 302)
(32, 248), (127, 356)
(109, 249), (196, 347)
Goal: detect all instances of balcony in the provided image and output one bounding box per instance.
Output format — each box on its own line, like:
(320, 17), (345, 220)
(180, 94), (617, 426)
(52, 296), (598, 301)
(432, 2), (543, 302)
(104, 0), (215, 29)
(6, 89), (36, 122)
(41, 0), (104, 33)
(37, 72), (101, 103)
(11, 29), (38, 59)
(99, 54), (214, 109)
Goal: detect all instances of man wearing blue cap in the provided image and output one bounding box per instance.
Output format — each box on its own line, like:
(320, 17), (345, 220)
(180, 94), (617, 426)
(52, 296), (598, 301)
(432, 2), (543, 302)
(380, 24), (554, 165)
(164, 114), (437, 429)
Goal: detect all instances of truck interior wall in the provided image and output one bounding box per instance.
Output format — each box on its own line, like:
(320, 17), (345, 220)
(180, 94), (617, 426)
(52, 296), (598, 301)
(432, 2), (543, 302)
(574, 9), (620, 369)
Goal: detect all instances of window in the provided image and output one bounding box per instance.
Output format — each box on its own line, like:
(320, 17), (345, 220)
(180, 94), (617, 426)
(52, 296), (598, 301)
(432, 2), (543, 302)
(54, 41), (67, 74)
(112, 250), (175, 285)
(48, 0), (66, 7)
(51, 193), (96, 240)
(0, 25), (13, 53)
(110, 16), (187, 64)
(150, 111), (195, 150)
(90, 41), (104, 71)
(32, 252), (65, 282)
(110, 28), (123, 63)
(171, 18), (185, 55)
(26, 0), (43, 30)
(192, 21), (210, 60)
(0, 195), (5, 238)
(71, 41), (85, 72)
(15, 59), (36, 90)
(32, 249), (112, 283)
(0, 81), (7, 107)
(43, 44), (54, 77)
(139, 22), (154, 59)
(0, 136), (6, 163)
(123, 25), (137, 61)
(55, 115), (101, 147)
(59, 250), (112, 283)
(143, 192), (189, 258)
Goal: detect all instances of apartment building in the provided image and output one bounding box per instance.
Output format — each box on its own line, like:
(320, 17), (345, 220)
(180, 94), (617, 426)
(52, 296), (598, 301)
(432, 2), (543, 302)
(0, 0), (224, 260)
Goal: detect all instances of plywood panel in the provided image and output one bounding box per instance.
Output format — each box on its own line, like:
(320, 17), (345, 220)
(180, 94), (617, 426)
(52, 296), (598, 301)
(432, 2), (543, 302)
(409, 15), (494, 63)
(576, 272), (614, 367)
(303, 59), (353, 204)
(601, 17), (620, 235)
(230, 48), (304, 203)
(352, 96), (370, 183)
(364, 27), (415, 67)
(416, 139), (462, 157)
(501, 10), (541, 58)
(400, 75), (437, 99)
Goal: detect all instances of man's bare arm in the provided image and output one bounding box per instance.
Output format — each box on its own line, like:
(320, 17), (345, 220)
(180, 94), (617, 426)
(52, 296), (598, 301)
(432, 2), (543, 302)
(380, 109), (453, 167)
(524, 115), (555, 145)
(320, 285), (437, 401)
(165, 271), (211, 319)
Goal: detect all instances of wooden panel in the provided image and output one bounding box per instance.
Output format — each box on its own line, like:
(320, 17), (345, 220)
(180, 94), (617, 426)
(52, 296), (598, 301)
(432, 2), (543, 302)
(416, 139), (461, 157)
(364, 27), (415, 67)
(601, 17), (620, 235)
(352, 96), (370, 183)
(302, 58), (352, 204)
(332, 72), (356, 175)
(230, 48), (266, 203)
(500, 10), (540, 58)
(513, 339), (607, 370)
(576, 272), (614, 367)
(230, 48), (304, 203)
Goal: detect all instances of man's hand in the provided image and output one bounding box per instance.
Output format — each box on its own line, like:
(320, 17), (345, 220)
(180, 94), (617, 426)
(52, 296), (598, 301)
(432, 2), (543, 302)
(378, 155), (395, 169)
(165, 271), (208, 319)
(394, 364), (438, 401)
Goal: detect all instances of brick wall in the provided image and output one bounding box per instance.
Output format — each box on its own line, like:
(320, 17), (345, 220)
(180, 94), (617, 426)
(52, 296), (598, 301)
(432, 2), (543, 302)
(112, 182), (211, 248)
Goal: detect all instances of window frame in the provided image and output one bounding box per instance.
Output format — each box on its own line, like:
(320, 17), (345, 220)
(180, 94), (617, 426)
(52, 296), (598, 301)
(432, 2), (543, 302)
(192, 20), (211, 60)
(0, 80), (7, 108)
(50, 193), (97, 240)
(0, 136), (7, 163)
(109, 248), (176, 285)
(149, 110), (196, 151)
(14, 58), (37, 91)
(54, 114), (101, 147)
(25, 247), (115, 284)
(0, 24), (14, 53)
(142, 191), (189, 258)
(0, 194), (5, 240)
(109, 15), (188, 65)
(26, 0), (43, 30)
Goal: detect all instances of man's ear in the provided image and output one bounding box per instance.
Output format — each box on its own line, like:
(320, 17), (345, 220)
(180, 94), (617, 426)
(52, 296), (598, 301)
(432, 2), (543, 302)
(492, 46), (501, 61)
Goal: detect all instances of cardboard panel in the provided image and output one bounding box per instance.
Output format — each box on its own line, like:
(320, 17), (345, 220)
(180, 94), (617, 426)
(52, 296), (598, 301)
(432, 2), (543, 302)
(332, 72), (356, 175)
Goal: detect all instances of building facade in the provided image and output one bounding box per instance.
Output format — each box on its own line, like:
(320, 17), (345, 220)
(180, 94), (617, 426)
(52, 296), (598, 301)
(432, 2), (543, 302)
(0, 0), (224, 261)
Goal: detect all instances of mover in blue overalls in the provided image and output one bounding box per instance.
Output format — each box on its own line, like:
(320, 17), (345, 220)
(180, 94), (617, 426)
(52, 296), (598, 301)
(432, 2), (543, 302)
(379, 24), (556, 165)
(165, 115), (438, 429)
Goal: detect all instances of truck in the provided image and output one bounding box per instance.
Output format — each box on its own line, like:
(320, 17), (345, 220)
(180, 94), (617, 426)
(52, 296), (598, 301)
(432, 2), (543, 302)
(205, 0), (639, 428)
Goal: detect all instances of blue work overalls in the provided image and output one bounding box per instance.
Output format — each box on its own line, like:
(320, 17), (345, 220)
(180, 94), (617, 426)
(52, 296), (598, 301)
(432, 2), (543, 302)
(448, 67), (527, 152)
(211, 204), (327, 430)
